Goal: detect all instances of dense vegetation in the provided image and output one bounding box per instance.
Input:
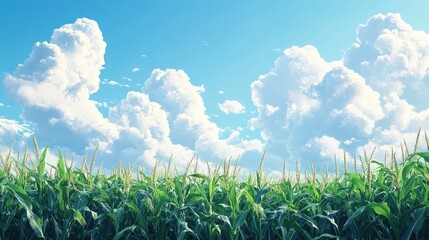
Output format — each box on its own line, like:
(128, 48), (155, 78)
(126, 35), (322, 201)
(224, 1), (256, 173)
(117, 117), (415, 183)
(0, 136), (428, 239)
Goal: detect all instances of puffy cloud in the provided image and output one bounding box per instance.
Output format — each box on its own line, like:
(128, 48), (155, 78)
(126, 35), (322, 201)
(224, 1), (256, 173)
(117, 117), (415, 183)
(143, 69), (262, 162)
(106, 91), (194, 169)
(5, 13), (429, 174)
(132, 68), (140, 72)
(250, 45), (332, 168)
(218, 100), (246, 114)
(315, 66), (384, 134)
(251, 45), (330, 132)
(250, 13), (429, 171)
(343, 13), (429, 158)
(2, 18), (263, 171)
(345, 13), (429, 110)
(305, 135), (350, 160)
(4, 18), (118, 151)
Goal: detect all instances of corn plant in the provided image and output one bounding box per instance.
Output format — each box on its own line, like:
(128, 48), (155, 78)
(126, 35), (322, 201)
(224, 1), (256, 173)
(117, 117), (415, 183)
(0, 137), (428, 239)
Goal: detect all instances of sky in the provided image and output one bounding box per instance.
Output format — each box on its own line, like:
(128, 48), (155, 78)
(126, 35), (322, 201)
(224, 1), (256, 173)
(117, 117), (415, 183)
(1, 1), (429, 175)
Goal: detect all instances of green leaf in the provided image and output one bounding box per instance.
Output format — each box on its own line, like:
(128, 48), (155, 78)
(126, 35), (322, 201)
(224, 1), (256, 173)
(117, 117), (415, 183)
(74, 210), (87, 226)
(367, 202), (394, 223)
(411, 152), (429, 163)
(233, 208), (250, 231)
(314, 214), (338, 230)
(343, 206), (365, 230)
(346, 173), (365, 193)
(6, 184), (44, 238)
(367, 202), (398, 237)
(112, 225), (137, 240)
(402, 208), (427, 240)
(57, 149), (66, 178)
(312, 233), (340, 240)
(217, 214), (231, 229)
(38, 147), (48, 179)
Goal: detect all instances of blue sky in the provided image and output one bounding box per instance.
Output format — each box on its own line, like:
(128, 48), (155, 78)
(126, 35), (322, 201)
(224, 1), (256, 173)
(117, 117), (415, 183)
(1, 1), (429, 174)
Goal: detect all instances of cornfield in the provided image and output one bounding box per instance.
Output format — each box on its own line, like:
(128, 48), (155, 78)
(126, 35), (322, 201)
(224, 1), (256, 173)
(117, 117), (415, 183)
(0, 135), (428, 239)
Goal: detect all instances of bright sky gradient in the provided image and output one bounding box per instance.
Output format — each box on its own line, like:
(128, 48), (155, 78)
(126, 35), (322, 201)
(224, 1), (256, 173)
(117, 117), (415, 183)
(1, 1), (429, 175)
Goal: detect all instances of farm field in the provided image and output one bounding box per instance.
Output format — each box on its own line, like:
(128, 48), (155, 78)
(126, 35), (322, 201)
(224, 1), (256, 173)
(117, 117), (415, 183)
(1, 137), (428, 239)
(2, 2), (429, 240)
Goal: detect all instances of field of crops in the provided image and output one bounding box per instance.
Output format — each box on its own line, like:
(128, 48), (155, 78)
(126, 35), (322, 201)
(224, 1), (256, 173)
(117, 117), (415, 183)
(1, 136), (429, 239)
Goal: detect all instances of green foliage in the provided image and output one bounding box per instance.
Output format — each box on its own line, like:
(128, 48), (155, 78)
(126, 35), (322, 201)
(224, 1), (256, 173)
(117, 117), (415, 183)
(0, 145), (428, 239)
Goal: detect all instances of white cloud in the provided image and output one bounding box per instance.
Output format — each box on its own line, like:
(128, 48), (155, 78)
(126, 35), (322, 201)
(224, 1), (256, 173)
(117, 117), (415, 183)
(306, 135), (350, 160)
(218, 100), (246, 114)
(102, 79), (130, 88)
(106, 91), (195, 169)
(315, 66), (384, 134)
(5, 13), (429, 173)
(251, 45), (330, 127)
(2, 18), (264, 171)
(0, 118), (29, 136)
(143, 69), (262, 161)
(249, 13), (429, 171)
(103, 79), (119, 86)
(218, 90), (225, 95)
(0, 118), (31, 153)
(0, 103), (4, 107)
(132, 67), (140, 72)
(345, 13), (429, 110)
(4, 18), (119, 151)
(96, 101), (108, 108)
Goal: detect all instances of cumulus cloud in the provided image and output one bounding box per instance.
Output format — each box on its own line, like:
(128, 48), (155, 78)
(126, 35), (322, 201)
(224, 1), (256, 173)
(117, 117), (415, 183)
(251, 45), (330, 126)
(4, 13), (429, 173)
(143, 69), (262, 162)
(250, 13), (429, 171)
(3, 18), (263, 171)
(106, 91), (195, 169)
(315, 66), (384, 134)
(4, 18), (119, 151)
(305, 135), (350, 160)
(345, 13), (429, 110)
(218, 100), (246, 114)
(132, 68), (140, 72)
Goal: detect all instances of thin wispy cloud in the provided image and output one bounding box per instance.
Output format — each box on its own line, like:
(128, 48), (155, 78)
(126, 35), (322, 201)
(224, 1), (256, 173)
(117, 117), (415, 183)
(102, 79), (130, 88)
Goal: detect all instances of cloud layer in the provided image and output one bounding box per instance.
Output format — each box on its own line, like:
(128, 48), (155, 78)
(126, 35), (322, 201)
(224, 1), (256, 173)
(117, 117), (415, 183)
(2, 13), (429, 173)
